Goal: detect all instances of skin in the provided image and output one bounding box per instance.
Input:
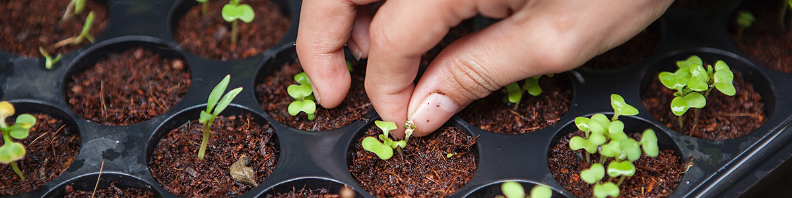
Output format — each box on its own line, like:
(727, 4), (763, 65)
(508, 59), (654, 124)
(297, 0), (675, 139)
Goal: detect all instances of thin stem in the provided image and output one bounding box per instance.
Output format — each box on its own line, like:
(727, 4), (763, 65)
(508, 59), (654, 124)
(616, 175), (627, 186)
(62, 0), (76, 22)
(198, 118), (214, 160)
(586, 152), (590, 164)
(692, 108), (701, 131)
(230, 20), (239, 46)
(678, 116), (684, 129)
(11, 161), (24, 180)
(201, 2), (209, 18)
(598, 154), (606, 165)
(780, 0), (788, 30)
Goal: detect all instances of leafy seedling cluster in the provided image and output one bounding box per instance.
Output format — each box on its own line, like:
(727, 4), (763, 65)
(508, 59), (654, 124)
(362, 121), (416, 160)
(222, 0), (255, 45)
(40, 0), (98, 69)
(198, 75), (243, 160)
(567, 94), (660, 198)
(658, 55), (735, 130)
(0, 101), (37, 180)
(504, 74), (553, 110)
(735, 11), (755, 37)
(287, 72), (317, 120)
(499, 181), (552, 198)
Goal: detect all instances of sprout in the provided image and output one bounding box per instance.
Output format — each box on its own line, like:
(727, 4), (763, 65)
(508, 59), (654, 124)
(504, 74), (553, 110)
(735, 11), (755, 37)
(56, 11), (96, 47)
(499, 181), (552, 198)
(61, 0), (87, 22)
(658, 55), (735, 129)
(198, 75), (243, 160)
(221, 0), (255, 45)
(361, 121), (410, 160)
(39, 47), (62, 70)
(593, 182), (619, 198)
(0, 101), (37, 180)
(287, 72), (317, 120)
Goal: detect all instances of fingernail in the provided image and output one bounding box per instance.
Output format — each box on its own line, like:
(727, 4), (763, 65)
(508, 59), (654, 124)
(408, 93), (460, 136)
(348, 41), (363, 61)
(311, 85), (321, 104)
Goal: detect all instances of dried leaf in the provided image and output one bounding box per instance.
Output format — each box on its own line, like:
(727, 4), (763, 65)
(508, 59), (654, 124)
(230, 155), (258, 186)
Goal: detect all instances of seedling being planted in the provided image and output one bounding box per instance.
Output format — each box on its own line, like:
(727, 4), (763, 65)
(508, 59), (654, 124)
(658, 55), (735, 129)
(499, 181), (552, 198)
(0, 101), (36, 180)
(287, 72), (317, 120)
(198, 75), (243, 160)
(735, 11), (755, 37)
(61, 0), (87, 22)
(39, 47), (62, 70)
(361, 121), (412, 160)
(504, 74), (553, 110)
(567, 94), (659, 198)
(222, 0), (255, 45)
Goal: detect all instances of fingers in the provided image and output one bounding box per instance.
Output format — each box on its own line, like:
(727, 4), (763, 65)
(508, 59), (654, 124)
(405, 0), (674, 136)
(296, 0), (377, 108)
(348, 6), (372, 60)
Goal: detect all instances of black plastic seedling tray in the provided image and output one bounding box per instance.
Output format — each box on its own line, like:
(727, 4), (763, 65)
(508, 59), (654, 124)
(2, 0), (792, 197)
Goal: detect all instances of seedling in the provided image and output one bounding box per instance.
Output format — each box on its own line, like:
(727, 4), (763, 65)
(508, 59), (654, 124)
(0, 101), (36, 180)
(504, 74), (553, 110)
(61, 0), (87, 22)
(735, 11), (755, 37)
(778, 0), (792, 30)
(55, 11), (96, 48)
(221, 0), (255, 45)
(361, 121), (410, 160)
(39, 47), (62, 70)
(499, 181), (552, 198)
(287, 72), (317, 120)
(196, 0), (210, 18)
(198, 75), (243, 160)
(658, 55), (735, 129)
(567, 94), (659, 198)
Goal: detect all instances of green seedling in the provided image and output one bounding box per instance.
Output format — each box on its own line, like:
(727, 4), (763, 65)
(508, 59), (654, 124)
(222, 0), (255, 45)
(778, 0), (792, 30)
(0, 101), (36, 181)
(735, 11), (755, 37)
(499, 181), (552, 198)
(39, 47), (62, 70)
(196, 0), (210, 18)
(362, 121), (410, 160)
(504, 74), (553, 110)
(198, 75), (243, 160)
(658, 55), (735, 129)
(287, 72), (317, 120)
(61, 0), (87, 22)
(568, 94), (659, 198)
(56, 11), (96, 48)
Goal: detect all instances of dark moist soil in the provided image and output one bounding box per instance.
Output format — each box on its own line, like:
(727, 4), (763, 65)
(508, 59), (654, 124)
(642, 72), (766, 140)
(173, 0), (290, 60)
(349, 126), (478, 197)
(549, 132), (684, 198)
(149, 114), (279, 197)
(420, 20), (473, 66)
(256, 60), (371, 131)
(264, 187), (339, 198)
(729, 0), (792, 73)
(582, 22), (661, 70)
(0, 0), (108, 57)
(458, 75), (572, 134)
(63, 183), (155, 198)
(0, 114), (80, 196)
(66, 47), (190, 125)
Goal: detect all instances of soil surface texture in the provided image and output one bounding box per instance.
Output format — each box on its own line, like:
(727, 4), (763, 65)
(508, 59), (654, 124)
(63, 183), (156, 198)
(729, 0), (792, 73)
(256, 60), (371, 131)
(458, 75), (572, 134)
(582, 22), (661, 70)
(349, 126), (478, 197)
(421, 20), (473, 66)
(549, 132), (684, 198)
(0, 114), (80, 196)
(264, 187), (340, 198)
(149, 114), (278, 197)
(642, 72), (766, 140)
(0, 0), (108, 57)
(67, 48), (190, 125)
(173, 0), (290, 60)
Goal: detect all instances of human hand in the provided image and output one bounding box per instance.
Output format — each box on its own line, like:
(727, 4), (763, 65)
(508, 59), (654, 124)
(296, 0), (674, 139)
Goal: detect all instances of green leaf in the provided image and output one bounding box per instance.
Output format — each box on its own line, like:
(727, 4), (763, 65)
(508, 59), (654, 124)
(589, 134), (607, 146)
(569, 136), (586, 151)
(575, 117), (591, 132)
(641, 129), (659, 157)
(530, 185), (552, 198)
(74, 0), (87, 14)
(611, 94), (638, 119)
(0, 142), (26, 163)
(620, 138), (641, 162)
(0, 101), (14, 118)
(684, 92), (706, 109)
(199, 110), (213, 124)
(583, 140), (599, 154)
(208, 75), (231, 112)
(288, 100), (316, 116)
(196, 0), (208, 2)
(362, 137), (393, 160)
(686, 78), (708, 92)
(501, 181), (524, 198)
(737, 11), (755, 28)
(713, 62), (735, 96)
(608, 161), (636, 177)
(237, 4), (255, 23)
(677, 55), (702, 70)
(505, 82), (522, 104)
(593, 182), (620, 198)
(600, 140), (621, 158)
(670, 96), (690, 116)
(14, 114), (36, 129)
(689, 64), (710, 83)
(659, 71), (685, 90)
(588, 118), (606, 136)
(294, 72), (311, 85)
(716, 82), (736, 96)
(608, 121), (624, 140)
(80, 11), (95, 43)
(222, 4), (240, 22)
(375, 121), (397, 138)
(580, 163), (605, 184)
(287, 84), (313, 100)
(392, 140), (407, 149)
(591, 114), (611, 129)
(213, 87), (243, 116)
(524, 77), (542, 96)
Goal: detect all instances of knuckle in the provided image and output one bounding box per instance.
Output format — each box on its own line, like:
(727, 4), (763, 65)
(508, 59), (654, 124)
(446, 56), (500, 99)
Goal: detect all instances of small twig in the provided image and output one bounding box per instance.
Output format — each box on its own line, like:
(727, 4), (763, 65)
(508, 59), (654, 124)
(53, 37), (77, 48)
(100, 81), (107, 115)
(30, 125), (65, 146)
(508, 109), (526, 119)
(91, 161), (105, 198)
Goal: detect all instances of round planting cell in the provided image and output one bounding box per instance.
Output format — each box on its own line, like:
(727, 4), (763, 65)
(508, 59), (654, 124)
(261, 177), (365, 197)
(0, 101), (81, 196)
(147, 105), (279, 197)
(728, 0), (792, 73)
(464, 180), (564, 198)
(640, 49), (773, 140)
(63, 40), (191, 126)
(42, 173), (160, 197)
(548, 115), (684, 198)
(169, 0), (291, 60)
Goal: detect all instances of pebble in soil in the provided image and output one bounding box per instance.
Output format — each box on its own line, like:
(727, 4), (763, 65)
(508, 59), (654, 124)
(67, 47), (190, 125)
(62, 183), (155, 198)
(0, 0), (108, 56)
(729, 0), (792, 73)
(549, 132), (684, 198)
(172, 0), (290, 60)
(349, 125), (478, 197)
(0, 114), (80, 196)
(642, 72), (766, 140)
(149, 114), (278, 197)
(458, 75), (573, 134)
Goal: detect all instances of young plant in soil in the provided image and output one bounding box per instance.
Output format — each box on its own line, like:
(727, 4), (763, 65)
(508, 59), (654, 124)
(39, 47), (62, 69)
(287, 72), (317, 120)
(61, 0), (87, 22)
(221, 0), (255, 46)
(504, 74), (553, 110)
(0, 102), (36, 181)
(499, 182), (552, 198)
(568, 94), (660, 198)
(735, 11), (756, 37)
(361, 121), (415, 160)
(658, 55), (735, 130)
(198, 74), (243, 160)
